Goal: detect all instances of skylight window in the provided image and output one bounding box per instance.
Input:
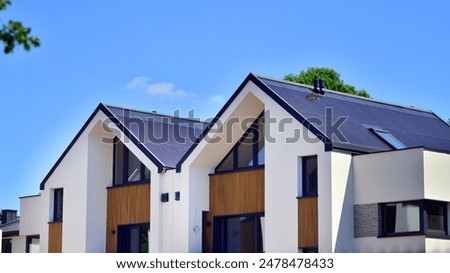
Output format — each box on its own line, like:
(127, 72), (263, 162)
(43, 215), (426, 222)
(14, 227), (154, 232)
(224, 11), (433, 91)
(370, 128), (406, 149)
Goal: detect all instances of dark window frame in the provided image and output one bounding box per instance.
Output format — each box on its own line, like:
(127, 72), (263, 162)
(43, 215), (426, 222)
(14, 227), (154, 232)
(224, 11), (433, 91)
(113, 138), (150, 186)
(379, 200), (449, 238)
(53, 188), (64, 222)
(25, 235), (40, 253)
(215, 112), (265, 173)
(302, 155), (318, 197)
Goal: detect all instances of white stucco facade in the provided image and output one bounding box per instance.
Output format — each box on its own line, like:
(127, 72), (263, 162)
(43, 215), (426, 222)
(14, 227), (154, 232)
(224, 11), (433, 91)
(20, 195), (41, 237)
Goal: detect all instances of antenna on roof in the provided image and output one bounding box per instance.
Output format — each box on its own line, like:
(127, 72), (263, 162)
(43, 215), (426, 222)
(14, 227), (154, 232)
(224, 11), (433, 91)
(313, 79), (325, 95)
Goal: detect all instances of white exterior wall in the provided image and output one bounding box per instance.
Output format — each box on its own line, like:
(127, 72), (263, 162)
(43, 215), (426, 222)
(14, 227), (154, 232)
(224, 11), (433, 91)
(425, 238), (450, 252)
(330, 152), (354, 252)
(39, 110), (159, 253)
(84, 120), (113, 252)
(424, 150), (450, 202)
(263, 96), (329, 253)
(354, 236), (425, 252)
(20, 195), (41, 236)
(40, 115), (90, 252)
(353, 148), (425, 204)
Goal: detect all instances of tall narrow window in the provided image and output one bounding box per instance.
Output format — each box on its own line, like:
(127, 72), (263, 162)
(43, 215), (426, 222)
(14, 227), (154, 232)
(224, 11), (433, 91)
(302, 156), (318, 197)
(53, 188), (63, 222)
(113, 139), (150, 186)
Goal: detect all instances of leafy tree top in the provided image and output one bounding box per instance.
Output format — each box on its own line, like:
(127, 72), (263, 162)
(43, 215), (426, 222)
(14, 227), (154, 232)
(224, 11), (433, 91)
(0, 0), (40, 54)
(284, 67), (370, 98)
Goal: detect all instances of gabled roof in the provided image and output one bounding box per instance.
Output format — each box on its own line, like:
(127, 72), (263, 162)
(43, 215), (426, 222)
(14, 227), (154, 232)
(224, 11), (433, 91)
(39, 104), (206, 190)
(257, 75), (450, 153)
(176, 73), (450, 171)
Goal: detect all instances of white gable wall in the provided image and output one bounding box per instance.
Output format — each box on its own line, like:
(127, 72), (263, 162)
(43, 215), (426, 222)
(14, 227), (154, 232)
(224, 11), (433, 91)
(40, 120), (89, 252)
(40, 110), (159, 252)
(20, 195), (41, 236)
(178, 80), (346, 253)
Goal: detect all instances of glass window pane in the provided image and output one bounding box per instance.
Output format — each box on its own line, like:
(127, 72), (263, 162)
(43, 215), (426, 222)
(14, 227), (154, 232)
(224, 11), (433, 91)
(237, 131), (255, 168)
(144, 166), (151, 183)
(128, 151), (141, 182)
(257, 119), (265, 165)
(53, 188), (63, 222)
(114, 141), (124, 185)
(384, 203), (420, 233)
(425, 201), (446, 235)
(217, 150), (234, 172)
(303, 156), (318, 196)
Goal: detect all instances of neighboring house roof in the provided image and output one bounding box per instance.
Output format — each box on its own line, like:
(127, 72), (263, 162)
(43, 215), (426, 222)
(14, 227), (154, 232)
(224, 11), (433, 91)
(0, 219), (20, 237)
(176, 73), (450, 171)
(39, 104), (207, 190)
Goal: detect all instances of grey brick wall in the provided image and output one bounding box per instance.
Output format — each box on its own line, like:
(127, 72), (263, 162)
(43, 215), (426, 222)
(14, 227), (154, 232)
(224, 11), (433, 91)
(354, 203), (379, 238)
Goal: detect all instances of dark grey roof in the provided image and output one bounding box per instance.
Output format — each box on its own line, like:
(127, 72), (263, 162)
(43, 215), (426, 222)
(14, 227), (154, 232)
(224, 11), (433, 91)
(105, 105), (207, 168)
(257, 75), (450, 153)
(40, 104), (207, 190)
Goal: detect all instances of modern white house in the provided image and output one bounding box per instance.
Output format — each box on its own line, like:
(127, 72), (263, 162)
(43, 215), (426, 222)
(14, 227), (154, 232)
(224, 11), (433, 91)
(9, 73), (450, 253)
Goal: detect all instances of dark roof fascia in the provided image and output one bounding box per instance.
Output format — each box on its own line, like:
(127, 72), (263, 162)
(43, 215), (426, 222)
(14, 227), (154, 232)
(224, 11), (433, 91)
(103, 106), (166, 172)
(19, 194), (41, 199)
(39, 103), (166, 190)
(176, 73), (256, 172)
(176, 73), (332, 172)
(252, 74), (332, 150)
(39, 103), (106, 190)
(1, 230), (19, 237)
(352, 146), (425, 157)
(331, 142), (388, 154)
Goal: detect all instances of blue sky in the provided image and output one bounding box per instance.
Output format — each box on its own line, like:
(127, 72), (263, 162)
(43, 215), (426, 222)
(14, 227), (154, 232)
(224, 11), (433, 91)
(1, 0), (449, 211)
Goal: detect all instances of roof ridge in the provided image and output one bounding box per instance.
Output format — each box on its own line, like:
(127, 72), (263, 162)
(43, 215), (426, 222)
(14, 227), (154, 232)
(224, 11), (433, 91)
(104, 104), (206, 123)
(254, 74), (435, 114)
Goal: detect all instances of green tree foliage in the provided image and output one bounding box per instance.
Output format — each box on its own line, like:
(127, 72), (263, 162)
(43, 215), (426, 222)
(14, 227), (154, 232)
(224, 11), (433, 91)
(0, 0), (40, 54)
(284, 67), (370, 98)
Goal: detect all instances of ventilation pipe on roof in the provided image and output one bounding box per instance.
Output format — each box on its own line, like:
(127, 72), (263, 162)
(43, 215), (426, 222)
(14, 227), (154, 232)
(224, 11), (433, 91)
(313, 79), (325, 95)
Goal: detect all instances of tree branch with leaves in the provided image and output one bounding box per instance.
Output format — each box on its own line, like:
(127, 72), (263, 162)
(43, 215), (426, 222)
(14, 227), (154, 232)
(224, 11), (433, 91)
(0, 0), (40, 54)
(284, 67), (370, 98)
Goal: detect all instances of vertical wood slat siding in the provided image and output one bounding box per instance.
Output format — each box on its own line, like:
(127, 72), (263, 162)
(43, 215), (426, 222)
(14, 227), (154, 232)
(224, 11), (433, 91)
(205, 169), (264, 252)
(210, 169), (264, 216)
(106, 183), (150, 253)
(298, 197), (318, 248)
(48, 222), (62, 253)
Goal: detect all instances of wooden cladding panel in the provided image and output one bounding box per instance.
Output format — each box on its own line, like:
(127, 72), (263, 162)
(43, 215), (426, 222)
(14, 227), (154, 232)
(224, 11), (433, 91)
(298, 197), (318, 248)
(210, 169), (264, 216)
(205, 169), (264, 252)
(106, 183), (150, 253)
(48, 222), (62, 253)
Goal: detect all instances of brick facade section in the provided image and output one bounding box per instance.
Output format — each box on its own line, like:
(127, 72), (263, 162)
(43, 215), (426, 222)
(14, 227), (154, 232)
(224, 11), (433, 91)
(354, 203), (379, 238)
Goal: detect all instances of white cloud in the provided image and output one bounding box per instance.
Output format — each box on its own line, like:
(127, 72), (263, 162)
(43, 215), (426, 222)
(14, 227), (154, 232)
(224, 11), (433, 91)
(208, 95), (225, 105)
(125, 76), (149, 90)
(125, 76), (188, 98)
